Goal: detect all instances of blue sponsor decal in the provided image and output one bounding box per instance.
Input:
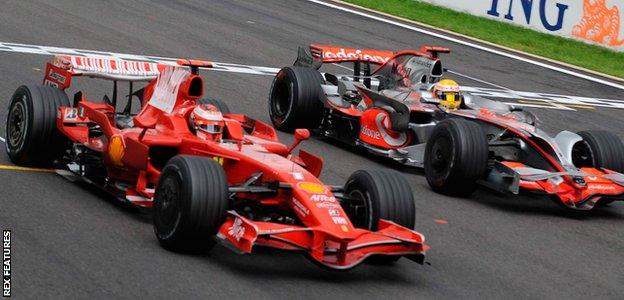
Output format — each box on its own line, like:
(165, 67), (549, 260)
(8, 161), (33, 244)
(487, 0), (569, 31)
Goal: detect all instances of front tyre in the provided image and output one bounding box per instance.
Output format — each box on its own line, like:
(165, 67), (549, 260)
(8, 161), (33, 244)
(572, 130), (624, 207)
(424, 119), (489, 197)
(268, 66), (324, 131)
(6, 85), (70, 167)
(153, 155), (229, 252)
(573, 130), (624, 173)
(343, 169), (416, 230)
(342, 169), (415, 264)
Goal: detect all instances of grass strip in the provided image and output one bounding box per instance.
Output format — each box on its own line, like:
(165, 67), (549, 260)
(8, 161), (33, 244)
(341, 0), (624, 79)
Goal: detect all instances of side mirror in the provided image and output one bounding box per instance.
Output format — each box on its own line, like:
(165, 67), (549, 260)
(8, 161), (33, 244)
(295, 128), (310, 141)
(288, 128), (310, 154)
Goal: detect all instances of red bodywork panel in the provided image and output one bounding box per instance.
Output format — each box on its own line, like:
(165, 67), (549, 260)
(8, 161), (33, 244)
(359, 108), (411, 149)
(48, 55), (427, 269)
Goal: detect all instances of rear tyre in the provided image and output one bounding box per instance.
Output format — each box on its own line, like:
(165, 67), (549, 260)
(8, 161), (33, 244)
(572, 130), (624, 207)
(198, 98), (230, 114)
(424, 119), (489, 197)
(342, 169), (415, 263)
(153, 155), (229, 252)
(268, 66), (324, 131)
(5, 85), (70, 167)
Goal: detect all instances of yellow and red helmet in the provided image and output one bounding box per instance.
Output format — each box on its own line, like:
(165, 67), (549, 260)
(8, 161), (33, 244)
(432, 79), (462, 110)
(190, 104), (225, 141)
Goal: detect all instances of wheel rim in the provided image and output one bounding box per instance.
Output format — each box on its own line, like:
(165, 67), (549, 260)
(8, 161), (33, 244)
(7, 100), (27, 149)
(430, 136), (452, 175)
(345, 189), (371, 229)
(156, 176), (182, 233)
(572, 140), (595, 168)
(271, 80), (292, 121)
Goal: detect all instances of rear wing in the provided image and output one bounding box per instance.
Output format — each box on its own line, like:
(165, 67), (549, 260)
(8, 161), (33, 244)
(295, 44), (451, 68)
(294, 44), (450, 89)
(309, 44), (395, 64)
(43, 55), (212, 90)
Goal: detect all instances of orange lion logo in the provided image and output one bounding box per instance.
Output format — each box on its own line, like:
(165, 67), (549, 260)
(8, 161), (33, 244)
(573, 0), (624, 46)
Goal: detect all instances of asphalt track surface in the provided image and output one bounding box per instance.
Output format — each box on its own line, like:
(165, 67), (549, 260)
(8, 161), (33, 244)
(1, 1), (623, 299)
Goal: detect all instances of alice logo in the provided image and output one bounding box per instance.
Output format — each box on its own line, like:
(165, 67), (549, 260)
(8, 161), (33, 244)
(573, 0), (624, 46)
(487, 0), (569, 31)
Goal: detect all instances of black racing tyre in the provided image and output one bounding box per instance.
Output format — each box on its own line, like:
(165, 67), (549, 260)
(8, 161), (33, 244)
(198, 98), (230, 114)
(153, 155), (229, 252)
(268, 66), (324, 131)
(343, 169), (415, 264)
(573, 130), (624, 173)
(343, 169), (415, 231)
(5, 85), (70, 167)
(424, 118), (489, 197)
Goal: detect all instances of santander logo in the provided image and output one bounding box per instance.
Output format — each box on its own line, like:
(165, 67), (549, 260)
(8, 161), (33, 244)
(323, 48), (392, 64)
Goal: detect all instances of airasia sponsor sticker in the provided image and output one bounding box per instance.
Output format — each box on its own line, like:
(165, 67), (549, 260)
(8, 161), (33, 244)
(310, 194), (336, 203)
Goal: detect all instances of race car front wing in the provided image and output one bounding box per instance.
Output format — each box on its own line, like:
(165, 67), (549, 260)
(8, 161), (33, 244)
(483, 161), (624, 210)
(216, 212), (428, 270)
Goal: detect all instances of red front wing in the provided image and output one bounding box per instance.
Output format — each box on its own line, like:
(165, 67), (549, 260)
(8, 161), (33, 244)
(218, 212), (427, 269)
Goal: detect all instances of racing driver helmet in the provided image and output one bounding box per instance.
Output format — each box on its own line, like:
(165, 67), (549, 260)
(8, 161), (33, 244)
(190, 104), (225, 142)
(432, 79), (462, 110)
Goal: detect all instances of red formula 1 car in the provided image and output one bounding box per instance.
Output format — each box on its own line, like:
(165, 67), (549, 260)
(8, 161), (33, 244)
(268, 44), (624, 210)
(5, 55), (427, 269)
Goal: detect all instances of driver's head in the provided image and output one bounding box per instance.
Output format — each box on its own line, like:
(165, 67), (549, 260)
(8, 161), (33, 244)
(190, 104), (225, 141)
(432, 79), (462, 110)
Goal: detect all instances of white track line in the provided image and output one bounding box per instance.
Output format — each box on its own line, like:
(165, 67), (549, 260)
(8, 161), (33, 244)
(447, 70), (512, 91)
(0, 41), (622, 109)
(0, 137), (4, 143)
(0, 41), (281, 76)
(305, 0), (624, 91)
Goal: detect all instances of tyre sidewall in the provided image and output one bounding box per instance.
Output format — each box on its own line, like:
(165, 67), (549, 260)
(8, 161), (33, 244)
(153, 163), (185, 241)
(424, 121), (457, 189)
(269, 68), (297, 129)
(6, 87), (33, 158)
(424, 119), (488, 196)
(344, 173), (380, 230)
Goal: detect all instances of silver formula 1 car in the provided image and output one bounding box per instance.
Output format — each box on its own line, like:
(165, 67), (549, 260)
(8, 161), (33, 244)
(268, 44), (624, 210)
